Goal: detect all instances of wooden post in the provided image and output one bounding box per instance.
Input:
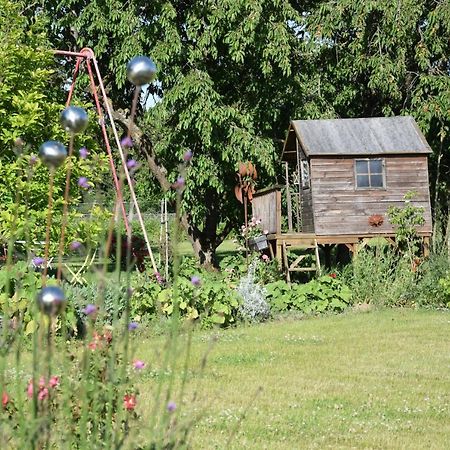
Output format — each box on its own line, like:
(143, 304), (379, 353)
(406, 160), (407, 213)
(164, 199), (169, 281)
(314, 239), (321, 275)
(285, 162), (293, 232)
(276, 190), (282, 235)
(159, 200), (164, 266)
(423, 236), (430, 258)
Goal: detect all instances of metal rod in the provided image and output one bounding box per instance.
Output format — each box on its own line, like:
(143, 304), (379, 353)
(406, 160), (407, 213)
(42, 168), (55, 284)
(65, 57), (83, 107)
(90, 52), (159, 274)
(85, 59), (131, 236)
(57, 134), (74, 281)
(52, 50), (88, 58)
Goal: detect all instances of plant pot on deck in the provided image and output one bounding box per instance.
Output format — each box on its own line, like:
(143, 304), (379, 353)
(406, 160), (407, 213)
(248, 235), (269, 251)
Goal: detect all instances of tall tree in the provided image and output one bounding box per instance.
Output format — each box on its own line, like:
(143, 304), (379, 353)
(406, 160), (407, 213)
(299, 0), (450, 212)
(42, 0), (304, 266)
(0, 0), (109, 251)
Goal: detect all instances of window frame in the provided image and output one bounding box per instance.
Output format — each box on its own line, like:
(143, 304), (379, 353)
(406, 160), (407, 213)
(354, 158), (386, 190)
(300, 159), (310, 189)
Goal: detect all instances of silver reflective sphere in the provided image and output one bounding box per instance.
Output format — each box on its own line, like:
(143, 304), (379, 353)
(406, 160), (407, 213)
(60, 106), (89, 134)
(39, 141), (67, 168)
(36, 286), (67, 316)
(126, 56), (157, 85)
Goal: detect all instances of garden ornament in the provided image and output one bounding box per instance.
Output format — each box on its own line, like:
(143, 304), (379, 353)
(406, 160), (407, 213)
(126, 56), (157, 85)
(60, 106), (89, 134)
(36, 286), (67, 316)
(39, 141), (67, 168)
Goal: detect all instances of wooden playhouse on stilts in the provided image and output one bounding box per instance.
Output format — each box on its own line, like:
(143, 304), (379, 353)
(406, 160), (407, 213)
(252, 116), (433, 280)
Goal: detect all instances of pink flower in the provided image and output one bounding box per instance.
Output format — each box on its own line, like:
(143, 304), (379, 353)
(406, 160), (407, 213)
(133, 360), (145, 370)
(329, 273), (337, 279)
(49, 376), (59, 388)
(2, 392), (9, 408)
(38, 388), (49, 401)
(27, 381), (33, 399)
(123, 394), (137, 411)
(191, 275), (201, 287)
(88, 341), (98, 351)
(183, 150), (193, 162)
(27, 377), (49, 400)
(262, 254), (269, 262)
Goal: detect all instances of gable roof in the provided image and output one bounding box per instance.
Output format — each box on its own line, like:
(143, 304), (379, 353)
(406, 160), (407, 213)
(282, 116), (431, 159)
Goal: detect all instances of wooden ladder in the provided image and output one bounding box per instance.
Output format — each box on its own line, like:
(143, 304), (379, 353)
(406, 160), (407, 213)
(282, 239), (321, 283)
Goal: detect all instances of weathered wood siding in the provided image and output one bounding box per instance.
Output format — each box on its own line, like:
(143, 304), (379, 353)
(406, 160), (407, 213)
(310, 156), (432, 235)
(252, 188), (281, 234)
(300, 188), (314, 232)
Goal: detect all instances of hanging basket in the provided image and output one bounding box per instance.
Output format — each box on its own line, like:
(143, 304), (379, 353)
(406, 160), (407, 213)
(248, 235), (269, 251)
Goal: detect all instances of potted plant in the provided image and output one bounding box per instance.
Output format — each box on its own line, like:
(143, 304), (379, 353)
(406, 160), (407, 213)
(240, 217), (269, 251)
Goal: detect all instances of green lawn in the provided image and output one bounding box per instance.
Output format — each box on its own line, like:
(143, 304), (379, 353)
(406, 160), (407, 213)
(136, 309), (450, 449)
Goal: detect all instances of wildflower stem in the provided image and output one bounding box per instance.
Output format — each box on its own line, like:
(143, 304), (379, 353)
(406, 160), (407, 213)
(56, 133), (75, 281)
(42, 167), (56, 284)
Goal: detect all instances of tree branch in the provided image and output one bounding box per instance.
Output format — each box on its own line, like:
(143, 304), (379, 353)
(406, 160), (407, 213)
(109, 106), (171, 192)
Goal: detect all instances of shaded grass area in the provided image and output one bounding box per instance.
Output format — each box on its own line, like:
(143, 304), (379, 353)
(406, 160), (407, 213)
(176, 239), (239, 257)
(137, 309), (450, 449)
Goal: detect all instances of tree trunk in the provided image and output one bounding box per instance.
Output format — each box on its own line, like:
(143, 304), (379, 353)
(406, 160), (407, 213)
(111, 106), (232, 268)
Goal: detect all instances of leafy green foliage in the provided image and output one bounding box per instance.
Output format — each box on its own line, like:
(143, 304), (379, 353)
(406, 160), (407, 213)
(41, 0), (303, 264)
(388, 192), (426, 262)
(303, 0), (450, 207)
(266, 275), (352, 314)
(439, 273), (450, 307)
(129, 259), (241, 328)
(0, 262), (78, 335)
(0, 0), (112, 253)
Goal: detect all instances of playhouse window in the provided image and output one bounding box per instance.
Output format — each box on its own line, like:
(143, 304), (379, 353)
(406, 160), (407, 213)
(355, 159), (385, 189)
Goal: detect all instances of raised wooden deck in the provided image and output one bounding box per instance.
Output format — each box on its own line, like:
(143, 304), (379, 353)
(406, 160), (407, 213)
(266, 232), (431, 281)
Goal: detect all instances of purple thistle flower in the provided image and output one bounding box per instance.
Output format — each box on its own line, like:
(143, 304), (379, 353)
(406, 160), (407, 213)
(82, 304), (97, 315)
(29, 155), (38, 166)
(78, 177), (90, 189)
(70, 241), (82, 251)
(167, 401), (176, 413)
(133, 360), (145, 370)
(120, 136), (133, 148)
(172, 177), (185, 189)
(79, 147), (89, 159)
(32, 256), (45, 267)
(126, 159), (138, 170)
(191, 275), (201, 287)
(128, 322), (139, 331)
(183, 150), (193, 162)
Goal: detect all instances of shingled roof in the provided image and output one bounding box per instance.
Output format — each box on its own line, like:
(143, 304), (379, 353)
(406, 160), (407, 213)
(282, 116), (431, 159)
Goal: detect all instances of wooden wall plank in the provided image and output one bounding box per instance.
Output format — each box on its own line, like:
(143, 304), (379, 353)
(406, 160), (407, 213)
(310, 156), (432, 236)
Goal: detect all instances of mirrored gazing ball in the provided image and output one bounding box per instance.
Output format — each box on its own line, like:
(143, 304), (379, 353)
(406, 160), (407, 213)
(36, 286), (67, 316)
(60, 106), (89, 134)
(39, 141), (67, 168)
(126, 56), (157, 86)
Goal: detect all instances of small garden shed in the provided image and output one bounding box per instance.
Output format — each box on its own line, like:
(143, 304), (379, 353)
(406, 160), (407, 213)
(253, 116), (433, 276)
